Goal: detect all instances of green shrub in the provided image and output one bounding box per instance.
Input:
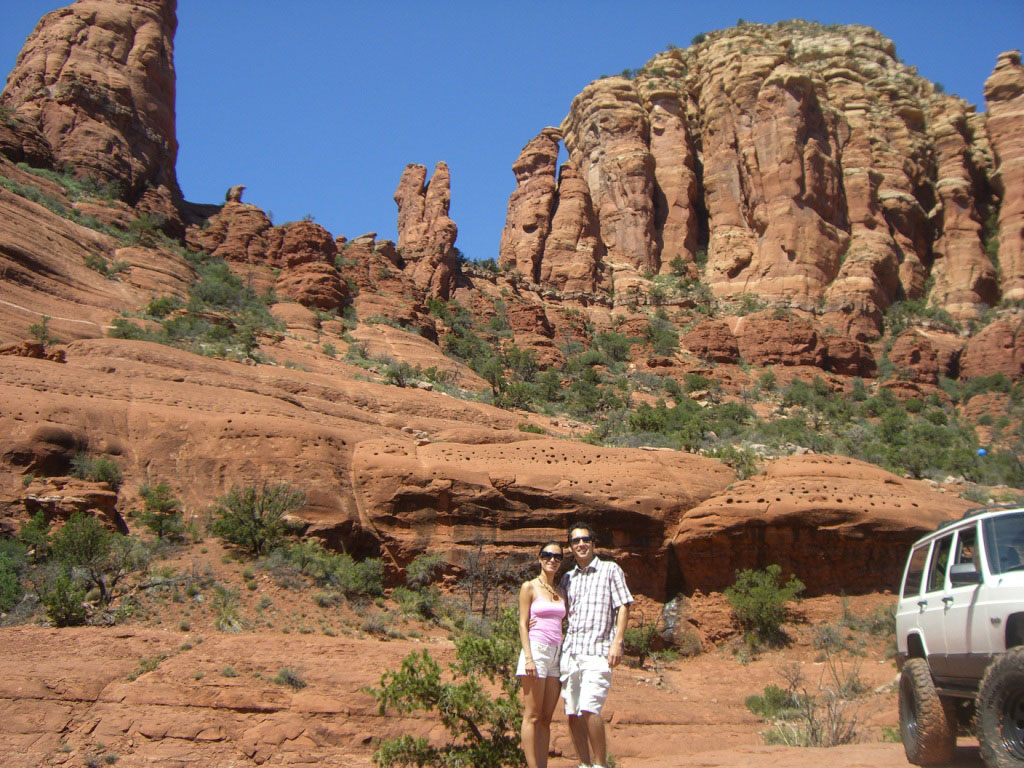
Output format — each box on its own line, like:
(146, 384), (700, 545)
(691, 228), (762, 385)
(393, 585), (443, 620)
(368, 607), (524, 767)
(624, 620), (659, 667)
(212, 585), (243, 633)
(0, 552), (23, 612)
(39, 566), (88, 626)
(745, 683), (809, 720)
(725, 564), (805, 646)
(405, 552), (445, 589)
(70, 453), (123, 492)
(139, 483), (183, 540)
(17, 511), (51, 561)
(210, 483), (306, 556)
(274, 666), (307, 690)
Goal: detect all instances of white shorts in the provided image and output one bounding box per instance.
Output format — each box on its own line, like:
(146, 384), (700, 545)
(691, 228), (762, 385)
(560, 654), (612, 715)
(516, 640), (561, 678)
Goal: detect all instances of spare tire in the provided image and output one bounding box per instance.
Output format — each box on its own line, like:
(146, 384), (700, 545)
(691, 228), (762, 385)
(899, 657), (957, 765)
(977, 647), (1024, 768)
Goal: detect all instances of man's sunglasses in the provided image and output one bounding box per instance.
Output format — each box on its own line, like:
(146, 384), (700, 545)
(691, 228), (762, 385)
(570, 535), (593, 544)
(540, 551), (563, 561)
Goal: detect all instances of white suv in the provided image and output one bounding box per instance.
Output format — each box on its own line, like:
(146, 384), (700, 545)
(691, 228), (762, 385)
(896, 505), (1024, 768)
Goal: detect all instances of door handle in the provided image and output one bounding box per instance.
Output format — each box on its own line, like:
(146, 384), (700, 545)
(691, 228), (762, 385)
(943, 596), (954, 606)
(918, 600), (928, 610)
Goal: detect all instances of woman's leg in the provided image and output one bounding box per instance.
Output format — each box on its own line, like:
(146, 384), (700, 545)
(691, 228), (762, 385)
(520, 675), (545, 768)
(533, 676), (562, 768)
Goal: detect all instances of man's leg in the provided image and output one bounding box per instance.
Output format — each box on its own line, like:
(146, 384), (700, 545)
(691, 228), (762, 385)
(566, 713), (592, 767)
(582, 710), (606, 767)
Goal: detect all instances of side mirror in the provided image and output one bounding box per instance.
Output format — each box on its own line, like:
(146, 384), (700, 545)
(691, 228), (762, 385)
(950, 563), (982, 587)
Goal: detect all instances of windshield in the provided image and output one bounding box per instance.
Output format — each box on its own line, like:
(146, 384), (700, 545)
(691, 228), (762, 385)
(982, 511), (1024, 575)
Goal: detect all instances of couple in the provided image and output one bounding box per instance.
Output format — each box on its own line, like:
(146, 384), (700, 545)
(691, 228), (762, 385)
(516, 522), (632, 768)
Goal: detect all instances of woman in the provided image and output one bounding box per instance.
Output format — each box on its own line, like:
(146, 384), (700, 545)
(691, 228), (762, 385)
(517, 541), (566, 768)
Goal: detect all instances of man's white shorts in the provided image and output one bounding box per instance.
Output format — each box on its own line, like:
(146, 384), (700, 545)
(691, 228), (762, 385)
(516, 640), (561, 678)
(560, 654), (611, 715)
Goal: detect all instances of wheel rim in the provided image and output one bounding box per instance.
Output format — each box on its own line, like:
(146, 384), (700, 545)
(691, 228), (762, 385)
(1000, 688), (1024, 760)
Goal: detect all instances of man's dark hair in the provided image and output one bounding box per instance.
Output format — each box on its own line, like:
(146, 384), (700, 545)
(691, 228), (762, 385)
(567, 521), (595, 543)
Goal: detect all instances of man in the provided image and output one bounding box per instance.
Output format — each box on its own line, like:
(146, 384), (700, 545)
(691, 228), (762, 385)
(559, 522), (632, 768)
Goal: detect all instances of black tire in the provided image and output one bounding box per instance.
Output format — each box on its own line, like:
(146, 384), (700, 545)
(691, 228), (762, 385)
(899, 657), (957, 765)
(977, 647), (1024, 768)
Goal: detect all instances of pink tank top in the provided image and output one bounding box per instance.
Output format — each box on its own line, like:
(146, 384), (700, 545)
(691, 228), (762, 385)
(529, 597), (566, 645)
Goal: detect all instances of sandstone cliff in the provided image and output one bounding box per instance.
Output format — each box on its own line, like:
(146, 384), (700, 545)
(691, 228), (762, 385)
(0, 0), (181, 226)
(501, 23), (1018, 338)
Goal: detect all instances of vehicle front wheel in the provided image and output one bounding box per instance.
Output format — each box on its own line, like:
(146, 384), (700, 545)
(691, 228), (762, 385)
(899, 657), (957, 765)
(977, 647), (1024, 768)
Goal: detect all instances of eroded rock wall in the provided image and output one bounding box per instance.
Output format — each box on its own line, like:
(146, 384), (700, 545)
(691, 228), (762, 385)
(502, 22), (1013, 336)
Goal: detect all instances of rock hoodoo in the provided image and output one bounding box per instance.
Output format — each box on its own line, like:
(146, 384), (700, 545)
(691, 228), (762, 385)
(394, 162), (459, 299)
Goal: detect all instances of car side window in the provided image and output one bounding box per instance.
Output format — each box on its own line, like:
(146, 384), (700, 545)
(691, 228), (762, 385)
(926, 534), (954, 593)
(903, 546), (929, 598)
(953, 525), (978, 572)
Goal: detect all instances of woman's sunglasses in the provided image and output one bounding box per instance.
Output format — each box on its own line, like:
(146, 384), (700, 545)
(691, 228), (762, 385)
(539, 551), (563, 561)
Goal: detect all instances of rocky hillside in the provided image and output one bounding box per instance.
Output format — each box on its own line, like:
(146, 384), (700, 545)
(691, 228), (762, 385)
(0, 0), (1021, 606)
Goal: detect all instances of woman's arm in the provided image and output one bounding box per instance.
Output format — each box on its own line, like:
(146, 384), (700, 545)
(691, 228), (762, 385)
(518, 581), (536, 675)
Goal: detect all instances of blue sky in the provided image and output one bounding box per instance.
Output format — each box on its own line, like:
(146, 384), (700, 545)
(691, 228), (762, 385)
(2, 1), (1022, 263)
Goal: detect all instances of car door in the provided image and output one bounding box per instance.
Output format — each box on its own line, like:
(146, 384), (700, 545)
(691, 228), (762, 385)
(942, 523), (987, 684)
(919, 532), (954, 678)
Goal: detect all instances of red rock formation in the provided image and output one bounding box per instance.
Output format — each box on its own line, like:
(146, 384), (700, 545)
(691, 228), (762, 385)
(0, 0), (181, 217)
(985, 51), (1024, 301)
(503, 23), (1017, 335)
(681, 318), (739, 364)
(888, 330), (942, 384)
(822, 334), (875, 377)
(539, 162), (606, 294)
(394, 162), (458, 299)
(960, 316), (1024, 380)
(561, 77), (657, 295)
(350, 437), (734, 599)
(498, 128), (561, 281)
(732, 311), (824, 367)
(928, 101), (999, 318)
(671, 455), (973, 595)
(636, 55), (700, 271)
(186, 205), (349, 312)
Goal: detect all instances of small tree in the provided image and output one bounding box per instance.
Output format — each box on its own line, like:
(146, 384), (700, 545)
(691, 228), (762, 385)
(50, 511), (147, 604)
(369, 608), (524, 767)
(139, 483), (184, 540)
(210, 482), (305, 556)
(624, 617), (660, 668)
(725, 564), (805, 647)
(17, 511), (51, 561)
(28, 315), (58, 346)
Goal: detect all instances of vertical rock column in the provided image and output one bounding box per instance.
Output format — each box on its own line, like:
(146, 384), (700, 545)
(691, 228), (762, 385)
(498, 127), (561, 282)
(984, 51), (1024, 302)
(928, 102), (999, 319)
(540, 162), (606, 294)
(635, 53), (701, 274)
(394, 162), (459, 300)
(561, 77), (657, 298)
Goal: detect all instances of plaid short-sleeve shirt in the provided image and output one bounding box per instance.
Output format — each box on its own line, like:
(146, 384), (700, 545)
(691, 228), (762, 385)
(560, 556), (633, 658)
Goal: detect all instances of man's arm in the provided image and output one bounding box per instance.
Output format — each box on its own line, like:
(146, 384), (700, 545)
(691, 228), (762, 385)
(607, 601), (629, 667)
